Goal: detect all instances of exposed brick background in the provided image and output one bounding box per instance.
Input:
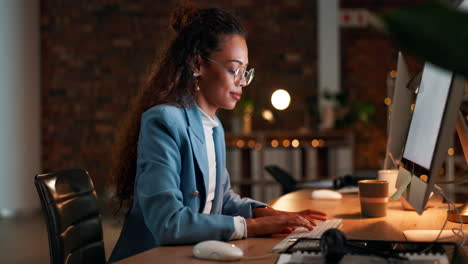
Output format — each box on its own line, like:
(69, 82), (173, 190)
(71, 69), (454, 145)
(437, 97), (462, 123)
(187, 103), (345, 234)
(340, 0), (424, 169)
(41, 0), (424, 192)
(341, 28), (423, 169)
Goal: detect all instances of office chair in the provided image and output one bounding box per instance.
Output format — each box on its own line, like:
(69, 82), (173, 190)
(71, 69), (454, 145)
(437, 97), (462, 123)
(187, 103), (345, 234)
(34, 168), (106, 264)
(264, 165), (299, 194)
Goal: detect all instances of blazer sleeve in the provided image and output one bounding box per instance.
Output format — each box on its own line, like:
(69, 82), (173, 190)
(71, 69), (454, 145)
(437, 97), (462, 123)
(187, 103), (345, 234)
(135, 109), (235, 246)
(221, 168), (268, 218)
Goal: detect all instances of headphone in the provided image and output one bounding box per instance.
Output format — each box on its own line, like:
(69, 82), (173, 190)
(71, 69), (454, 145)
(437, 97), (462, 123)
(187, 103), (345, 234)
(320, 229), (347, 263)
(320, 229), (408, 262)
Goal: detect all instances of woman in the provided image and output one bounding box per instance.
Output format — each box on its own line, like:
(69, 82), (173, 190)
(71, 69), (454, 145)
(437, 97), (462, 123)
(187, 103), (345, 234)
(109, 4), (326, 262)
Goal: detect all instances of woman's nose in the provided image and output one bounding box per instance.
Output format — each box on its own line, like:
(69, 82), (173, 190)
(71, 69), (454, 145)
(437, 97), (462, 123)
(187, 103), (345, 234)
(239, 76), (247, 87)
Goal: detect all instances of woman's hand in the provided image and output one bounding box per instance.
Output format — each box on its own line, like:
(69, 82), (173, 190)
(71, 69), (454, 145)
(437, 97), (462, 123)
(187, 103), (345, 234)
(254, 207), (327, 222)
(245, 214), (316, 237)
(246, 207), (328, 236)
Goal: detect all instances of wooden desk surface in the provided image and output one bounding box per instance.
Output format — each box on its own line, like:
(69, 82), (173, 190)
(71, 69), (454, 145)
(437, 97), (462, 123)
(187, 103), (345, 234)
(116, 189), (465, 264)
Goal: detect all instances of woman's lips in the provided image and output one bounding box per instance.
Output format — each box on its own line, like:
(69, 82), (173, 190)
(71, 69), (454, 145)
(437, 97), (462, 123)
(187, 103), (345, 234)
(230, 92), (242, 101)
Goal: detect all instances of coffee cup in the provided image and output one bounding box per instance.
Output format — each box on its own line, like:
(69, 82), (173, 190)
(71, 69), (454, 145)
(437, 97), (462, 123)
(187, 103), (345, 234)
(358, 180), (389, 217)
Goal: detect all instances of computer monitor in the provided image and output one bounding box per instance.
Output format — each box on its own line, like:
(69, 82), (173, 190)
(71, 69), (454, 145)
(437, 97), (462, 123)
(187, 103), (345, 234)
(395, 63), (465, 214)
(384, 52), (416, 169)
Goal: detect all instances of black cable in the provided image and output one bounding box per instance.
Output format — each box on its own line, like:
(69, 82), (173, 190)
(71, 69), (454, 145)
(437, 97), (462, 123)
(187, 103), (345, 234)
(433, 185), (465, 247)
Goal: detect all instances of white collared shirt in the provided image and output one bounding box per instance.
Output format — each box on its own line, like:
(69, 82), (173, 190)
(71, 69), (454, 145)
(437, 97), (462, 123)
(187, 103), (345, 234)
(198, 107), (247, 240)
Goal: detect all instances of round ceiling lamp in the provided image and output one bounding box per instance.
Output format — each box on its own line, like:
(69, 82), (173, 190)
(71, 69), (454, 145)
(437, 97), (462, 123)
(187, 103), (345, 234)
(271, 89), (291, 110)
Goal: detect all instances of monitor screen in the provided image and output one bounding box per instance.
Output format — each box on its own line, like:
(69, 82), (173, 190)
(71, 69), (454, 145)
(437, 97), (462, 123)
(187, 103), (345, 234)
(402, 64), (453, 169)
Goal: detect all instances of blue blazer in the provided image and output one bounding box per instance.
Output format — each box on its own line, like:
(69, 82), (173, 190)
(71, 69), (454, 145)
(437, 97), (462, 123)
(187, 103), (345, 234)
(108, 104), (266, 263)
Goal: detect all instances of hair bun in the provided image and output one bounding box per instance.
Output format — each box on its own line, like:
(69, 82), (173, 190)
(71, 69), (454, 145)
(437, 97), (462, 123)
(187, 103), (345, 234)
(170, 2), (199, 34)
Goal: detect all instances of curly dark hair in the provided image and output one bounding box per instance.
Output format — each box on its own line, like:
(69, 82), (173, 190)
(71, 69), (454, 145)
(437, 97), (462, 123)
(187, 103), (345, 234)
(112, 2), (245, 215)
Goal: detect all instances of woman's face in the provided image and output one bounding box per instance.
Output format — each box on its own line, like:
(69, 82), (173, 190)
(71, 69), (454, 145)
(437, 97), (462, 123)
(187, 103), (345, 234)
(196, 34), (249, 117)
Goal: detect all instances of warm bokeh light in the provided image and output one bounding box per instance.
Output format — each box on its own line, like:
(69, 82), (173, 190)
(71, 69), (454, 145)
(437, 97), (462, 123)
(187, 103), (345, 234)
(292, 139), (300, 148)
(420, 175), (428, 182)
(439, 168), (445, 176)
(271, 139), (279, 148)
(410, 104), (415, 111)
(255, 143), (262, 151)
(236, 140), (245, 148)
(384, 97), (392, 106)
(261, 109), (275, 122)
(271, 89), (291, 110)
(318, 139), (325, 147)
(247, 140), (255, 148)
(311, 139), (319, 148)
(390, 70), (397, 78)
(448, 148), (455, 156)
(282, 139), (290, 147)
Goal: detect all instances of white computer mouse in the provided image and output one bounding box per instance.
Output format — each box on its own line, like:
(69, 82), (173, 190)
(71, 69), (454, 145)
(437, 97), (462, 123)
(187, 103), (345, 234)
(193, 240), (244, 261)
(311, 189), (343, 200)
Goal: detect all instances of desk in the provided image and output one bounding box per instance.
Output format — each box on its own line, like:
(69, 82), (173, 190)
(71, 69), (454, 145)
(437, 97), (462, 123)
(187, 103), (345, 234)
(116, 189), (467, 264)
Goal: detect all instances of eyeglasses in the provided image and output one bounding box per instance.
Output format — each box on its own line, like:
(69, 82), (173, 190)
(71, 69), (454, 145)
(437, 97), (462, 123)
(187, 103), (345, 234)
(205, 57), (255, 86)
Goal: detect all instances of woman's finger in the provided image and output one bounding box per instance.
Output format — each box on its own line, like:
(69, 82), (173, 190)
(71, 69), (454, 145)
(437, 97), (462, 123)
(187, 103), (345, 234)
(302, 217), (318, 226)
(280, 227), (294, 234)
(299, 209), (327, 216)
(295, 216), (315, 230)
(307, 214), (327, 221)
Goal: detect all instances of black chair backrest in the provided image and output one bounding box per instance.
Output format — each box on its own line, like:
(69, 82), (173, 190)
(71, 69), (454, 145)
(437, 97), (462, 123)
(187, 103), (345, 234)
(34, 169), (106, 264)
(265, 165), (299, 194)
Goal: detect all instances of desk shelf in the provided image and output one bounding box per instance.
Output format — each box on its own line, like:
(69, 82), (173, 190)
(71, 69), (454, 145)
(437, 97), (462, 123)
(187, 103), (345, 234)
(225, 130), (354, 202)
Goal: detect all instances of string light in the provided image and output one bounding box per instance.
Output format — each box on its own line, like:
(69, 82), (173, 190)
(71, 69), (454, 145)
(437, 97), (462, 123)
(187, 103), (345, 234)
(311, 139), (319, 148)
(318, 139), (325, 147)
(236, 140), (245, 148)
(292, 139), (300, 148)
(271, 140), (279, 148)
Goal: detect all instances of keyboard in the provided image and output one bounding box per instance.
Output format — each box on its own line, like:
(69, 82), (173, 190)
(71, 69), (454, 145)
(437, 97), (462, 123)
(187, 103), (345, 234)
(277, 251), (451, 264)
(271, 219), (343, 252)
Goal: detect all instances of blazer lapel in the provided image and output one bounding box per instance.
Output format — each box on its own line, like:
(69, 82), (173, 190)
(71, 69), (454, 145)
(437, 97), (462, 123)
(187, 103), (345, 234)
(184, 106), (209, 206)
(211, 122), (225, 214)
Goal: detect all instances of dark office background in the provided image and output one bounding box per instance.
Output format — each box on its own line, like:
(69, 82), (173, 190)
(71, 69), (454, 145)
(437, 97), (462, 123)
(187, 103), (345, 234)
(40, 0), (425, 193)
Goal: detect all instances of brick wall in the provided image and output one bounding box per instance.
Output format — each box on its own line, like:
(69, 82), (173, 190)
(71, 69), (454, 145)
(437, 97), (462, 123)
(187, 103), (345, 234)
(41, 0), (423, 192)
(341, 28), (422, 169)
(41, 1), (173, 192)
(40, 0), (317, 192)
(340, 0), (424, 169)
